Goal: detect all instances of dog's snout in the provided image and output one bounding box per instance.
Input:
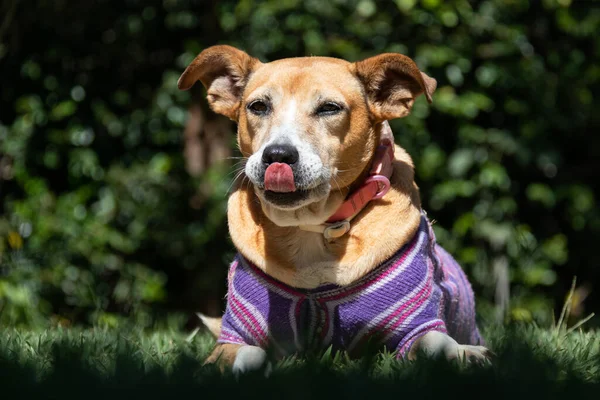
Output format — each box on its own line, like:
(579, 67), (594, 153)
(262, 144), (299, 165)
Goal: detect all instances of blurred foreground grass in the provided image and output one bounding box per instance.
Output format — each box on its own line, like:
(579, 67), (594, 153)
(1, 325), (599, 399)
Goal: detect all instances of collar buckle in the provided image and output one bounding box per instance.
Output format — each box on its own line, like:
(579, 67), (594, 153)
(323, 220), (351, 242)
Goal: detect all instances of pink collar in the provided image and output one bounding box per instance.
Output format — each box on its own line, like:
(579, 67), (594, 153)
(299, 123), (395, 241)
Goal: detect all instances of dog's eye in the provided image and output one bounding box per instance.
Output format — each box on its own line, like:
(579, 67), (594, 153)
(247, 100), (270, 115)
(316, 102), (343, 116)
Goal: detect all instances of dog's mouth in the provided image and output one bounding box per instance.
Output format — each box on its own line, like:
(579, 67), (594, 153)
(244, 149), (331, 210)
(262, 189), (311, 206)
(253, 162), (325, 209)
(256, 181), (330, 209)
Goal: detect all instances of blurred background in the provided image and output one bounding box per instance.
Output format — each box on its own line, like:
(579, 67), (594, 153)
(0, 0), (598, 330)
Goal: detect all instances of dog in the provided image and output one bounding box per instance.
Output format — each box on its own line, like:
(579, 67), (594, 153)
(178, 45), (491, 373)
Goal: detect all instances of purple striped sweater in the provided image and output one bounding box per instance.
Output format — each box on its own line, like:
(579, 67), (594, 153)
(218, 214), (482, 358)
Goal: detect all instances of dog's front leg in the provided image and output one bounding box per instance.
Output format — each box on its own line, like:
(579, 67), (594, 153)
(205, 343), (270, 375)
(409, 331), (491, 364)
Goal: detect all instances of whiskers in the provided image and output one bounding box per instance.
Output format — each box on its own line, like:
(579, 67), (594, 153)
(331, 163), (361, 193)
(226, 157), (251, 195)
(331, 173), (343, 193)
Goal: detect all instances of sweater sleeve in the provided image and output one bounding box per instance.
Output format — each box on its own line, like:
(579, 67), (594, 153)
(217, 256), (269, 347)
(394, 228), (449, 357)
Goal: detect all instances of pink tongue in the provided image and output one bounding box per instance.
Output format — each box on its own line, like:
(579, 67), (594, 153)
(264, 163), (296, 193)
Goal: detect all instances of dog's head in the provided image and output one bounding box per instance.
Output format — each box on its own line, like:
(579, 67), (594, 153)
(178, 46), (436, 226)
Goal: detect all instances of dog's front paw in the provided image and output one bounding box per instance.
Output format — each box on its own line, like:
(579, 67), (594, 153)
(447, 344), (492, 365)
(413, 331), (492, 365)
(232, 345), (272, 376)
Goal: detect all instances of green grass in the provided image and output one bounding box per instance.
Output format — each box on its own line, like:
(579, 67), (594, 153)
(1, 325), (599, 399)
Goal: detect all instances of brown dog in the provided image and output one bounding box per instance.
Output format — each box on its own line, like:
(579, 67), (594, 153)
(179, 46), (490, 373)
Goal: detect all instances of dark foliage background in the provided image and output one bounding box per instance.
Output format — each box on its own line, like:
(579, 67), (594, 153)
(0, 0), (598, 329)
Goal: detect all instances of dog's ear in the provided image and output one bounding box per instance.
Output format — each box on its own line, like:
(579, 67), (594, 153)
(178, 45), (262, 120)
(353, 53), (437, 121)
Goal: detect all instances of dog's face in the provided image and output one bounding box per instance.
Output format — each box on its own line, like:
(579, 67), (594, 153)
(237, 58), (375, 212)
(179, 46), (435, 226)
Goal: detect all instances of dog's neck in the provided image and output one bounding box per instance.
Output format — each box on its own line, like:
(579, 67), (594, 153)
(227, 144), (422, 289)
(298, 134), (395, 241)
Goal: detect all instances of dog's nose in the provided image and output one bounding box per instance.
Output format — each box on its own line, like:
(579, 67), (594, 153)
(262, 144), (299, 165)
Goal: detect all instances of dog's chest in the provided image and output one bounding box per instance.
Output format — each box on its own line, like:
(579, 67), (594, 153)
(221, 218), (448, 354)
(218, 215), (482, 357)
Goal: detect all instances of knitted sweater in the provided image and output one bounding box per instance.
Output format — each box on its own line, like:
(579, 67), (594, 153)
(218, 214), (482, 358)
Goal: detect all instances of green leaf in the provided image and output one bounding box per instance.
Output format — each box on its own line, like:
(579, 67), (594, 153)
(50, 101), (77, 120)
